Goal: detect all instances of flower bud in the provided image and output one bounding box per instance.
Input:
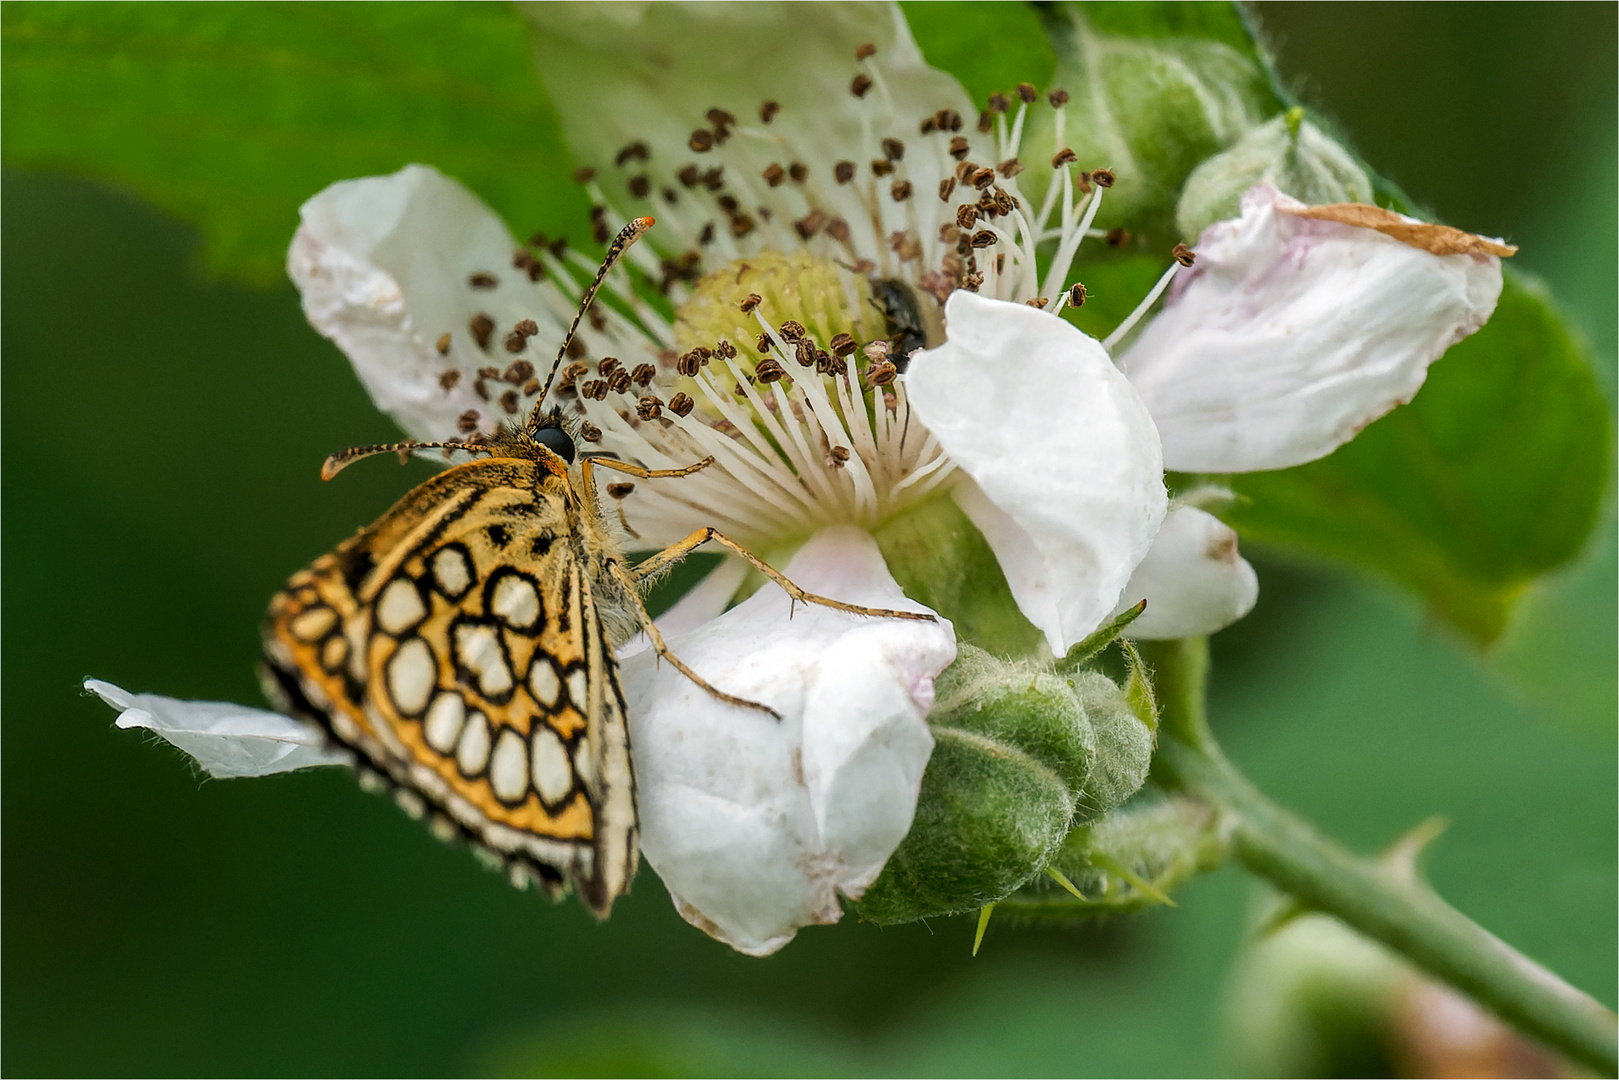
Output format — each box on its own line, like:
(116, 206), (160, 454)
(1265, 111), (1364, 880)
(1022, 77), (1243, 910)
(857, 645), (1159, 925)
(1176, 108), (1372, 240)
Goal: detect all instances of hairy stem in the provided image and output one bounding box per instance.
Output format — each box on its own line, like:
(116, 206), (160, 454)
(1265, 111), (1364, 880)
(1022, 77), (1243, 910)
(1147, 637), (1618, 1076)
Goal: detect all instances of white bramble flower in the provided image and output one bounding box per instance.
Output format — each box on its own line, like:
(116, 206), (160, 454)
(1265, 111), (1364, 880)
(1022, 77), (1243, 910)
(89, 1), (1507, 955)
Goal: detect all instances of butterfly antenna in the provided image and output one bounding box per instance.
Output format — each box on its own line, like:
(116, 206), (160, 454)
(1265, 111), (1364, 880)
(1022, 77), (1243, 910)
(526, 215), (655, 434)
(321, 440), (491, 481)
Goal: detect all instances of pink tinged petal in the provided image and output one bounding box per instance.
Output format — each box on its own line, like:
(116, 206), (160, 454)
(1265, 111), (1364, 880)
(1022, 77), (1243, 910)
(1119, 183), (1505, 474)
(618, 526), (954, 956)
(1112, 507), (1258, 639)
(905, 292), (1168, 655)
(86, 679), (348, 779)
(288, 164), (561, 443)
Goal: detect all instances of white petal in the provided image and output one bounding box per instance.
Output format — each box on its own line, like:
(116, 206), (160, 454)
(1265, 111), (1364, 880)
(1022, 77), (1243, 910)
(289, 164), (569, 442)
(619, 525), (954, 956)
(1113, 507), (1258, 639)
(905, 292), (1167, 655)
(86, 679), (348, 779)
(1119, 183), (1504, 473)
(526, 1), (975, 265)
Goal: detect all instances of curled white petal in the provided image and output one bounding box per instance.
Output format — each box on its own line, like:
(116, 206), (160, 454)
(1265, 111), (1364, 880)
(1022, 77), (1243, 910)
(906, 291), (1167, 655)
(1113, 507), (1258, 639)
(289, 164), (571, 443)
(86, 679), (348, 779)
(1119, 183), (1504, 473)
(619, 525), (954, 956)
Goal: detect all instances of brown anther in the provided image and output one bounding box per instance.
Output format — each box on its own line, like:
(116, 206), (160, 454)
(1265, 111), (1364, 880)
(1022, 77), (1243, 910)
(1068, 282), (1087, 308)
(937, 108), (964, 132)
(825, 333), (855, 358)
(971, 167), (996, 189)
(469, 272), (498, 289)
(716, 339), (737, 359)
(574, 166), (596, 184)
(826, 218), (851, 244)
(1025, 297), (1049, 309)
(606, 482), (635, 499)
(697, 222), (715, 246)
(871, 159), (894, 177)
(1106, 227), (1131, 247)
(689, 129), (714, 152)
(994, 189), (1017, 216)
(761, 100), (781, 123)
(562, 362), (590, 383)
(988, 92), (1010, 114)
(597, 357), (620, 376)
(523, 379), (540, 396)
(794, 210), (826, 239)
(635, 395), (663, 420)
(588, 310), (608, 333)
(566, 337), (587, 359)
(938, 177), (957, 201)
(977, 111), (994, 134)
(662, 187), (678, 205)
(788, 162), (808, 183)
(628, 175), (651, 199)
(706, 107), (737, 131)
(717, 194), (740, 213)
(614, 141), (649, 166)
(579, 421), (602, 443)
(755, 358), (787, 383)
(739, 292), (763, 313)
(1091, 168), (1115, 188)
(779, 320), (807, 341)
(608, 369), (632, 393)
(891, 180), (913, 202)
(762, 163), (785, 188)
(677, 164), (701, 188)
(676, 351), (702, 377)
(850, 73), (873, 98)
(1016, 82), (1038, 103)
(998, 157), (1024, 178)
(457, 409), (480, 433)
(881, 137), (905, 162)
(834, 160), (857, 184)
(956, 204), (980, 229)
(503, 360), (534, 384)
(855, 41), (877, 60)
(510, 318), (537, 338)
(439, 369), (461, 391)
(1048, 88), (1070, 107)
(866, 360), (898, 386)
(631, 363), (657, 386)
(920, 115), (938, 135)
(795, 341), (817, 368)
(971, 229), (997, 249)
(513, 249), (534, 271)
(668, 392), (695, 418)
(499, 389), (519, 414)
(1172, 243), (1196, 267)
(755, 332), (774, 354)
(435, 332), (452, 355)
(592, 216), (610, 244)
(1052, 147), (1078, 168)
(1076, 171), (1093, 195)
(701, 167), (724, 191)
(948, 136), (970, 160)
(955, 160), (977, 183)
(469, 313), (495, 351)
(729, 214), (757, 238)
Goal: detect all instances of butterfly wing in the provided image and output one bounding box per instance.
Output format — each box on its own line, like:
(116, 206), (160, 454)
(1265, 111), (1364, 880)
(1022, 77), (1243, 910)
(262, 457), (637, 915)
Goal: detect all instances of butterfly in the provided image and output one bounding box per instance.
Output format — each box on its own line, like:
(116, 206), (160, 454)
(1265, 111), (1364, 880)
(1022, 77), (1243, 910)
(260, 216), (933, 916)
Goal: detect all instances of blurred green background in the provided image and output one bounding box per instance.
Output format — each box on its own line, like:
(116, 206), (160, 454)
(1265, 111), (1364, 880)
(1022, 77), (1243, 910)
(3, 3), (1613, 1075)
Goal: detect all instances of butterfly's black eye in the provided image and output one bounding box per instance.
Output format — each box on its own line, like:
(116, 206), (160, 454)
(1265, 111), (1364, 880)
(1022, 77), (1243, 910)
(533, 426), (576, 464)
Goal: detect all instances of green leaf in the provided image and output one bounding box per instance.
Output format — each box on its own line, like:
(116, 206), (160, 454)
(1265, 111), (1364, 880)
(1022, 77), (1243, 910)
(899, 0), (1055, 107)
(2, 2), (587, 283)
(1221, 270), (1612, 643)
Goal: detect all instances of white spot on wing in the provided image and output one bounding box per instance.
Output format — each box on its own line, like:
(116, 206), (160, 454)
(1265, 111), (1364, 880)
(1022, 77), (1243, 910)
(385, 638), (436, 716)
(565, 667), (589, 710)
(489, 728), (530, 804)
(456, 711), (491, 775)
(528, 656), (562, 709)
(422, 692), (466, 754)
(572, 736), (596, 791)
(453, 623), (513, 699)
(491, 574), (540, 630)
(289, 606), (336, 641)
(432, 547), (472, 598)
(532, 727), (574, 806)
(376, 578), (427, 635)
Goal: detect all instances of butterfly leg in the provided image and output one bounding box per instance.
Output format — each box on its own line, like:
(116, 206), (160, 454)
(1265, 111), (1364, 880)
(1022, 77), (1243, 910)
(628, 528), (936, 624)
(603, 559), (781, 720)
